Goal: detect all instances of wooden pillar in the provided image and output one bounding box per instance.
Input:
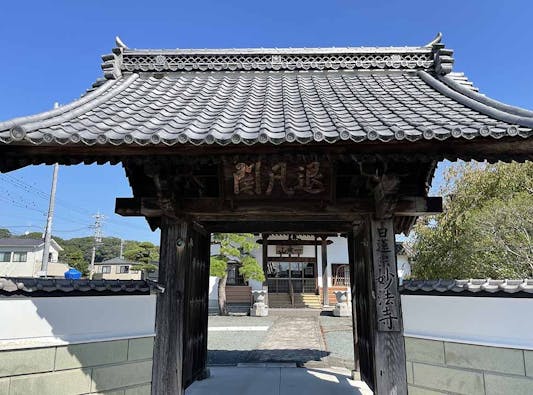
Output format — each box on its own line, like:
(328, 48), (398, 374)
(350, 221), (375, 389)
(321, 236), (329, 307)
(370, 217), (408, 395)
(347, 230), (360, 375)
(197, 230), (211, 380)
(262, 233), (269, 282)
(182, 225), (211, 387)
(151, 218), (189, 395)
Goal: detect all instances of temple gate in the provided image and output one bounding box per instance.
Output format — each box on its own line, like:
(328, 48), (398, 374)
(1, 34), (532, 394)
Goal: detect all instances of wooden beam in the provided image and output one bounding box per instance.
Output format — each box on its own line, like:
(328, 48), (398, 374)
(152, 218), (189, 395)
(370, 217), (408, 395)
(351, 220), (375, 390)
(347, 229), (360, 375)
(201, 220), (355, 233)
(321, 236), (329, 307)
(256, 239), (333, 246)
(182, 227), (211, 387)
(262, 233), (269, 283)
(115, 196), (442, 218)
(267, 256), (317, 263)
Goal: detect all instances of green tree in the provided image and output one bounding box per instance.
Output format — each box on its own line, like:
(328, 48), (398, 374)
(60, 245), (89, 276)
(210, 233), (264, 315)
(409, 161), (533, 279)
(0, 228), (12, 238)
(124, 241), (159, 277)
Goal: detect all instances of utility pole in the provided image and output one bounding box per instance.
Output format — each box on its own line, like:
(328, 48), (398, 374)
(120, 238), (124, 259)
(40, 163), (59, 276)
(39, 103), (61, 277)
(89, 212), (104, 279)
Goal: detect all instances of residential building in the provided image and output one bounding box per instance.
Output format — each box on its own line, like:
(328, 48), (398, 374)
(93, 257), (144, 280)
(0, 238), (68, 278)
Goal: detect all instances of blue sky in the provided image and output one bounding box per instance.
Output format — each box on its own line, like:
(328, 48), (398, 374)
(0, 1), (531, 243)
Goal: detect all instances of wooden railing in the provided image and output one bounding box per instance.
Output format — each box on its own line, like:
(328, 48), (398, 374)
(267, 278), (316, 294)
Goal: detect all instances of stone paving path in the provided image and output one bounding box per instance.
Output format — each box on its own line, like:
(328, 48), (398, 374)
(249, 311), (327, 366)
(207, 309), (356, 369)
(186, 367), (372, 395)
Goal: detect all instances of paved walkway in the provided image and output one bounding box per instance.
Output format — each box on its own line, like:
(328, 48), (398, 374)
(249, 311), (327, 366)
(186, 367), (372, 395)
(208, 309), (356, 369)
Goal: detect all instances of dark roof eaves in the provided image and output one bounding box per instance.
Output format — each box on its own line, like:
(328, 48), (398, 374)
(439, 74), (533, 118)
(16, 74), (139, 134)
(418, 70), (533, 129)
(0, 79), (117, 132)
(0, 277), (151, 297)
(400, 279), (533, 297)
(0, 75), (138, 143)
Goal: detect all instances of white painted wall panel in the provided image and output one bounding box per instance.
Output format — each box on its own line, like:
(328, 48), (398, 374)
(402, 295), (533, 350)
(0, 295), (156, 350)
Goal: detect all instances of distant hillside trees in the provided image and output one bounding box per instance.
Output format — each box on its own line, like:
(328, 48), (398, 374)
(0, 230), (160, 276)
(124, 241), (159, 274)
(410, 161), (533, 279)
(0, 228), (12, 238)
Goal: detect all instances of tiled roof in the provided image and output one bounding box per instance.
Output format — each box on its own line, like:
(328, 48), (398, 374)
(0, 238), (63, 251)
(97, 257), (136, 265)
(0, 277), (151, 297)
(0, 238), (43, 247)
(0, 35), (531, 147)
(400, 279), (533, 297)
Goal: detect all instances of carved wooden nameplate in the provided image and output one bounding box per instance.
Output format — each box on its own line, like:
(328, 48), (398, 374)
(371, 219), (401, 332)
(224, 158), (331, 200)
(275, 245), (304, 255)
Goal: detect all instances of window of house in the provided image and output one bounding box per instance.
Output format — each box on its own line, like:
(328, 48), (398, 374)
(119, 265), (130, 274)
(12, 252), (27, 262)
(102, 266), (111, 274)
(0, 252), (11, 262)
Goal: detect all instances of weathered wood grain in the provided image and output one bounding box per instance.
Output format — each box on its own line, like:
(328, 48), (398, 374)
(321, 236), (329, 307)
(370, 217), (408, 395)
(347, 230), (360, 373)
(151, 218), (189, 395)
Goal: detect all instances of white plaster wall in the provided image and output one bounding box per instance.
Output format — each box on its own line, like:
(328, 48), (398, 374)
(0, 244), (62, 277)
(0, 262), (35, 277)
(209, 276), (218, 301)
(327, 236), (348, 264)
(402, 295), (533, 350)
(0, 295), (156, 350)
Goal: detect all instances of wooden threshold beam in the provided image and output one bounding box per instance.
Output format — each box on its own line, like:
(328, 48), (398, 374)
(115, 196), (442, 219)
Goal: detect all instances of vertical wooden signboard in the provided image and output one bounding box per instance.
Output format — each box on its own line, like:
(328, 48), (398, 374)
(370, 217), (408, 395)
(371, 219), (401, 332)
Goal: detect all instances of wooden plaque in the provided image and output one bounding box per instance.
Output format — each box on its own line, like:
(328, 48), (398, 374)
(224, 158), (331, 200)
(371, 219), (401, 332)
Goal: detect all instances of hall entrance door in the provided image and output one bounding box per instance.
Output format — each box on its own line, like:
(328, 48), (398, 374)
(266, 258), (317, 293)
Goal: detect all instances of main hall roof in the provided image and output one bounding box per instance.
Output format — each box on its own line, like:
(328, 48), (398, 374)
(1, 35), (532, 147)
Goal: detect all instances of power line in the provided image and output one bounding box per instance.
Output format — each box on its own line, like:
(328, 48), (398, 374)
(0, 173), (94, 220)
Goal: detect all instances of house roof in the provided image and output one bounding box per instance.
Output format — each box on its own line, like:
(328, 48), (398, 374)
(96, 257), (136, 265)
(0, 238), (63, 251)
(400, 279), (533, 297)
(0, 277), (151, 297)
(0, 34), (531, 150)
